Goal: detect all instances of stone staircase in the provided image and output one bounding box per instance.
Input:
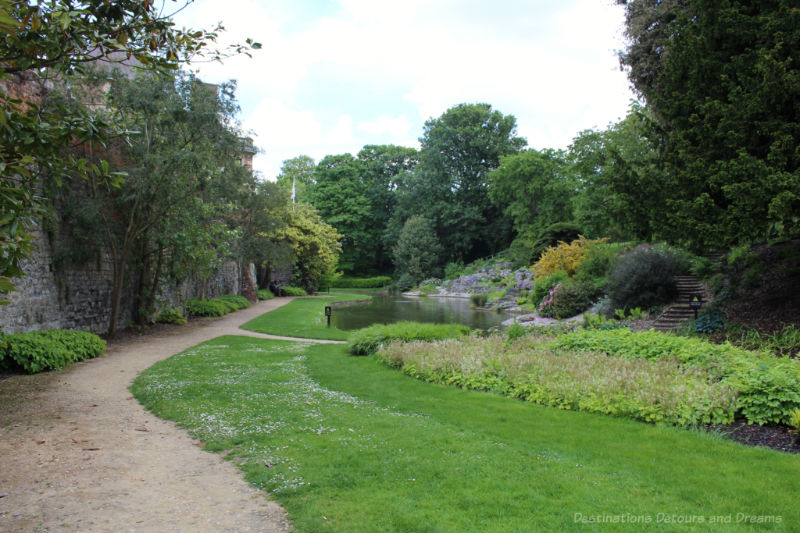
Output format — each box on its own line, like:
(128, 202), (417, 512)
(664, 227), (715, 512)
(652, 275), (707, 332)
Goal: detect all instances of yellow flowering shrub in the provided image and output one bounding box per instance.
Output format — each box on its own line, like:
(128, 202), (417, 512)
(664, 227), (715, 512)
(532, 236), (608, 278)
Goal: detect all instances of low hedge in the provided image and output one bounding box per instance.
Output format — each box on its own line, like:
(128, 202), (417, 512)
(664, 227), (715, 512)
(334, 276), (392, 288)
(0, 329), (106, 374)
(347, 321), (472, 356)
(186, 294), (249, 317)
(552, 328), (800, 425)
(281, 286), (307, 296)
(257, 289), (274, 300)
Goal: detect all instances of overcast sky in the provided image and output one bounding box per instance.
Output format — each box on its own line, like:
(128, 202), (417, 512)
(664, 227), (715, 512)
(173, 0), (636, 180)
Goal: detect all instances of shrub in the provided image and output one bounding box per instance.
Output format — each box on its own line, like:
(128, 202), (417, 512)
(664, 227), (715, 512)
(505, 322), (527, 342)
(532, 236), (608, 278)
(257, 289), (274, 300)
(574, 242), (627, 283)
(549, 281), (596, 319)
(0, 329), (106, 374)
(444, 261), (465, 280)
(530, 222), (583, 262)
(156, 308), (187, 325)
(605, 247), (684, 312)
(470, 293), (488, 307)
(185, 298), (228, 317)
(552, 328), (800, 425)
(531, 270), (569, 304)
(347, 321), (471, 356)
(334, 276), (392, 288)
(791, 409), (800, 431)
(281, 286), (308, 296)
(694, 309), (725, 334)
(218, 294), (251, 310)
(537, 283), (560, 318)
(396, 273), (416, 292)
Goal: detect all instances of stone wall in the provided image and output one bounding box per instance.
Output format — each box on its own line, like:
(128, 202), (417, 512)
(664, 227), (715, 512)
(0, 227), (284, 335)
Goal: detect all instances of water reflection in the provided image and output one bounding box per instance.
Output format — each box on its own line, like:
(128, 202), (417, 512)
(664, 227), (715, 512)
(330, 294), (512, 331)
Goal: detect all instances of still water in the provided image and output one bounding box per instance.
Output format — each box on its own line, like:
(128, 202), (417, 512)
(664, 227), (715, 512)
(329, 294), (513, 331)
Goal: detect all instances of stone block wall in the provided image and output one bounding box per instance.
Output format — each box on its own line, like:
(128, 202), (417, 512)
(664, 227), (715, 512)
(0, 228), (283, 335)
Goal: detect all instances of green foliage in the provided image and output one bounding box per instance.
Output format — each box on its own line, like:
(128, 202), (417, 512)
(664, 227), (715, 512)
(469, 293), (488, 308)
(790, 409), (800, 431)
(257, 289), (274, 300)
(156, 308), (187, 325)
(378, 334), (736, 426)
(573, 242), (628, 283)
(393, 215), (443, 283)
(724, 324), (800, 358)
(185, 294), (251, 317)
(505, 322), (527, 343)
(281, 286), (307, 297)
(443, 261), (465, 280)
(619, 1), (800, 248)
(333, 276), (392, 288)
(488, 151), (576, 257)
(217, 294), (251, 310)
(347, 321), (471, 356)
(0, 329), (105, 373)
(581, 314), (626, 331)
(282, 202), (343, 292)
(694, 309), (726, 334)
(549, 281), (596, 319)
(553, 328), (800, 425)
(605, 247), (683, 312)
(531, 270), (569, 304)
(393, 273), (413, 292)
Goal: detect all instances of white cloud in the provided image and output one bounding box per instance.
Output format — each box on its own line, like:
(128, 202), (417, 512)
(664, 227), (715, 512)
(176, 0), (635, 177)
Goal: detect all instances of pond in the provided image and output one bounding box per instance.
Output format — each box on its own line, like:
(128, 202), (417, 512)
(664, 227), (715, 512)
(329, 294), (514, 331)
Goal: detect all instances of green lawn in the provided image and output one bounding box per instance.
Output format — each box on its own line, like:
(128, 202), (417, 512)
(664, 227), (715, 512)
(132, 336), (800, 532)
(241, 293), (371, 340)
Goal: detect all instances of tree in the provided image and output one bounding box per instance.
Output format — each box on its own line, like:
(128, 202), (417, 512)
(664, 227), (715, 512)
(308, 154), (372, 273)
(50, 71), (250, 334)
(412, 103), (526, 263)
(618, 0), (800, 249)
(280, 202), (342, 292)
(569, 104), (665, 241)
(488, 148), (576, 261)
(393, 215), (443, 283)
(276, 155), (315, 204)
(0, 0), (258, 302)
(357, 145), (418, 273)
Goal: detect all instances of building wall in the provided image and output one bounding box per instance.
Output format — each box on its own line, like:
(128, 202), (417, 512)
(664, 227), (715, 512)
(0, 227), (283, 335)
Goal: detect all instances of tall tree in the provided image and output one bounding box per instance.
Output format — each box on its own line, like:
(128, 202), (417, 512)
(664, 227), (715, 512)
(618, 0), (800, 249)
(413, 103), (526, 263)
(276, 155), (315, 204)
(357, 145), (418, 273)
(308, 154), (372, 273)
(0, 0), (258, 301)
(488, 149), (576, 261)
(393, 215), (443, 283)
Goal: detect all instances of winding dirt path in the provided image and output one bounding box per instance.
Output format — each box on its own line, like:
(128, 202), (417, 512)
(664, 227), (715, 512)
(0, 298), (340, 532)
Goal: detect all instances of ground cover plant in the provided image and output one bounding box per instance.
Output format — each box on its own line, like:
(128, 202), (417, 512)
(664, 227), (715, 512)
(257, 289), (274, 300)
(377, 334), (737, 426)
(132, 336), (800, 532)
(553, 329), (800, 425)
(281, 286), (308, 296)
(241, 293), (371, 340)
(0, 329), (106, 373)
(347, 321), (471, 355)
(185, 294), (250, 317)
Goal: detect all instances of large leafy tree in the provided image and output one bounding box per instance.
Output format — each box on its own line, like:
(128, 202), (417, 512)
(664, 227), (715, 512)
(569, 104), (665, 242)
(280, 202), (342, 292)
(412, 103), (526, 263)
(308, 154), (372, 273)
(276, 155), (315, 204)
(489, 148), (576, 255)
(618, 0), (800, 249)
(357, 144), (418, 273)
(393, 215), (443, 283)
(0, 0), (258, 302)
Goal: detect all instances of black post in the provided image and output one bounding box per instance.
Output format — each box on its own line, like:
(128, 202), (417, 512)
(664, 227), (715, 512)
(325, 305), (332, 327)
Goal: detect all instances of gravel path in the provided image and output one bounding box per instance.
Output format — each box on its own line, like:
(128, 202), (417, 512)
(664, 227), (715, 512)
(0, 298), (340, 532)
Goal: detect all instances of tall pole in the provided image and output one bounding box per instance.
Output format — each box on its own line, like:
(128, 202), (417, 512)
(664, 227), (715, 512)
(291, 175), (295, 210)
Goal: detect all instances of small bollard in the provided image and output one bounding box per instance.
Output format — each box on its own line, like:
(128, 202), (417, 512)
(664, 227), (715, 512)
(324, 305), (332, 327)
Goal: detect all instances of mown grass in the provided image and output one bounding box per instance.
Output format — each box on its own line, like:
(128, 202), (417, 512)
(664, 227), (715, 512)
(240, 293), (371, 340)
(132, 336), (800, 532)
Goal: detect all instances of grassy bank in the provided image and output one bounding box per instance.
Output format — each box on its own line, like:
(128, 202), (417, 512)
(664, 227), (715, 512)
(240, 293), (371, 340)
(132, 336), (800, 532)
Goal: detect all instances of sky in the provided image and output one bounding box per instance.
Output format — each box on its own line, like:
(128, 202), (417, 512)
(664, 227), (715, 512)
(172, 0), (636, 180)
